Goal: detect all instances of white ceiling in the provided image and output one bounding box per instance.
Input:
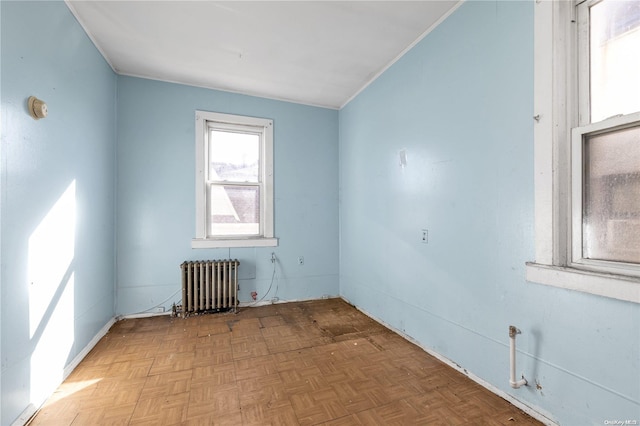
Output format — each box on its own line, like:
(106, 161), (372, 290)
(66, 1), (460, 109)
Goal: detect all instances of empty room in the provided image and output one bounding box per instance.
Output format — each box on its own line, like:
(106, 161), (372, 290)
(1, 0), (639, 425)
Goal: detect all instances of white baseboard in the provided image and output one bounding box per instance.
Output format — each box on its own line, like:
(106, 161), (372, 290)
(119, 311), (173, 320)
(341, 297), (559, 426)
(238, 294), (337, 308)
(63, 317), (116, 380)
(238, 298), (295, 308)
(11, 404), (37, 426)
(12, 317), (117, 426)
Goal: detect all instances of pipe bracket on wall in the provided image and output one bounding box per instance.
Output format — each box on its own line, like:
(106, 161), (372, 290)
(509, 325), (528, 389)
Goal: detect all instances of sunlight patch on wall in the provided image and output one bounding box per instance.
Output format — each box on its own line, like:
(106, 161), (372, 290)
(28, 180), (76, 338)
(30, 273), (75, 406)
(27, 180), (76, 406)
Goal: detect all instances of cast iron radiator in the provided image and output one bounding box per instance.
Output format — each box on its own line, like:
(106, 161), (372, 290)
(179, 259), (239, 317)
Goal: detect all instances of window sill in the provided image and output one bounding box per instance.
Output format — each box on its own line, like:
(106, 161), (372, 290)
(192, 237), (278, 249)
(526, 262), (640, 304)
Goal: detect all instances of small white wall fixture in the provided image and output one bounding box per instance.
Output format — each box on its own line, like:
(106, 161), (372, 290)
(509, 325), (528, 389)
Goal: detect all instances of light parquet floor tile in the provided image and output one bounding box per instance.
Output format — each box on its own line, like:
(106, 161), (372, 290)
(129, 391), (190, 425)
(29, 299), (542, 426)
(139, 370), (193, 401)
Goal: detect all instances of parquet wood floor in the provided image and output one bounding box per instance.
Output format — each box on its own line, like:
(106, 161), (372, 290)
(29, 298), (542, 425)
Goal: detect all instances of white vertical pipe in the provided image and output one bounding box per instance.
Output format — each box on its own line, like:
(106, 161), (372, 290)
(509, 325), (528, 389)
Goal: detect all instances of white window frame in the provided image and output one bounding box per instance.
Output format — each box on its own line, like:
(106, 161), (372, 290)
(528, 0), (640, 304)
(192, 111), (277, 249)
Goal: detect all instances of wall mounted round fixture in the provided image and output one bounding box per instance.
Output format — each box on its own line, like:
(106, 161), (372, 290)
(28, 96), (48, 120)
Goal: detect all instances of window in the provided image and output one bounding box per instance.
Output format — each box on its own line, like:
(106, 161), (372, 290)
(528, 0), (640, 303)
(192, 111), (277, 248)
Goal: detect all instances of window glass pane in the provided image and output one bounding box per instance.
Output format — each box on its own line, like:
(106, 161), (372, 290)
(583, 125), (640, 263)
(590, 0), (640, 122)
(209, 184), (260, 236)
(209, 130), (259, 182)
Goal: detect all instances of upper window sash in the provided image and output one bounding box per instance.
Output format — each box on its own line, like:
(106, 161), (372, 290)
(579, 0), (640, 124)
(205, 122), (265, 183)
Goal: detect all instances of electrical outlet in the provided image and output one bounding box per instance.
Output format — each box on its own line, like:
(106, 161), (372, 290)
(421, 229), (428, 243)
(271, 252), (276, 263)
(298, 256), (304, 265)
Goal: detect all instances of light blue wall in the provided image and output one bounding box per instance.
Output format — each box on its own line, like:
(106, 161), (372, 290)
(0, 2), (4, 421)
(1, 2), (117, 424)
(339, 1), (639, 425)
(1, 3), (3, 423)
(116, 76), (339, 315)
(1, 0), (637, 424)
